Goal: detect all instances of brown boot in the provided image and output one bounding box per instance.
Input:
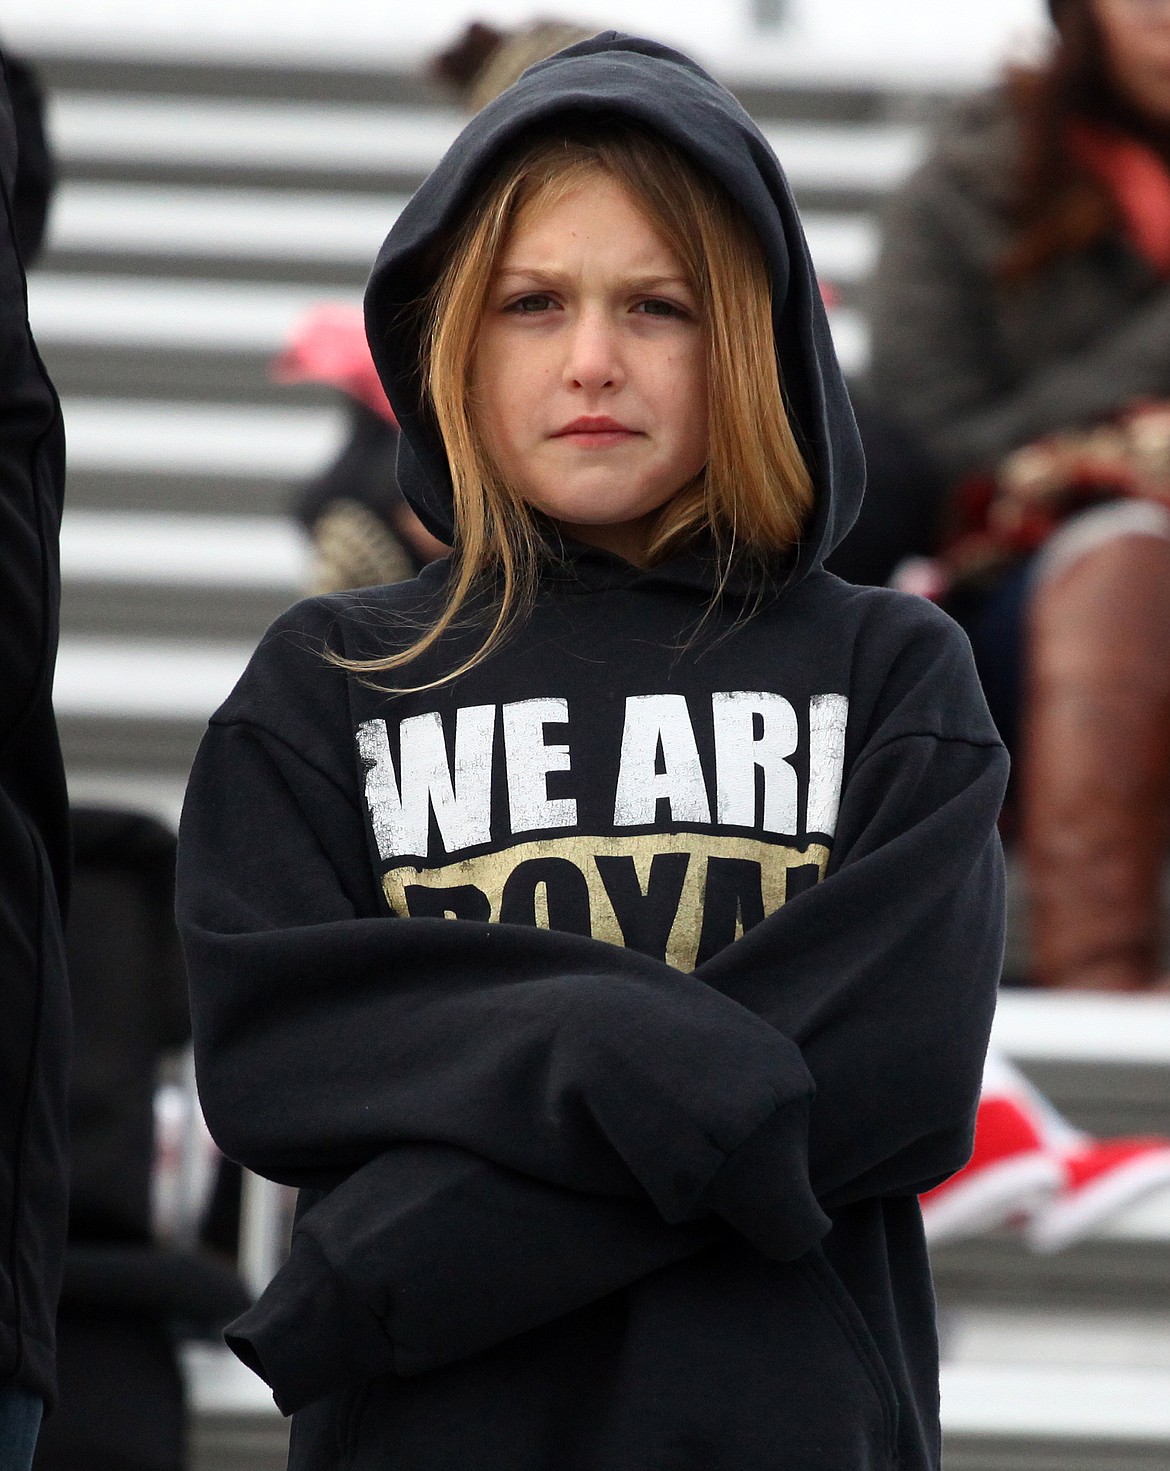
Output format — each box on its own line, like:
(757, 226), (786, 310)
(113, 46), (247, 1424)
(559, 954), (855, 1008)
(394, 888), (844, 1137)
(1021, 528), (1170, 990)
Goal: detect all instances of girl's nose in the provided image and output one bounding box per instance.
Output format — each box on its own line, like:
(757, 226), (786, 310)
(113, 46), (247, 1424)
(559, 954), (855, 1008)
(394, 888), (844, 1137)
(563, 309), (625, 392)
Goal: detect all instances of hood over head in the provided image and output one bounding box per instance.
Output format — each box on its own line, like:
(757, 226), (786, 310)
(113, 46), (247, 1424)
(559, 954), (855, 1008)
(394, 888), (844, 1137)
(364, 31), (864, 586)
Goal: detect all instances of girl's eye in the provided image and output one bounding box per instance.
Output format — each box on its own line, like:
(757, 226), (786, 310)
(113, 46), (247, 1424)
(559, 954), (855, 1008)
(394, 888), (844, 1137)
(635, 298), (688, 319)
(506, 293), (557, 314)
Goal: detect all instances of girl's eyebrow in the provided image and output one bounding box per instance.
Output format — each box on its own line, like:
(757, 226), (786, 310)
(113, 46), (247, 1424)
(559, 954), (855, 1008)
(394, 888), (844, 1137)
(495, 265), (694, 292)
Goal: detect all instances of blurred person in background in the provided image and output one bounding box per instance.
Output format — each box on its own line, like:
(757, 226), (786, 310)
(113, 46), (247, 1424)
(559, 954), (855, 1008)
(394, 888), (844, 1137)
(867, 0), (1170, 993)
(277, 305), (445, 594)
(32, 809), (248, 1471)
(0, 44), (69, 1471)
(430, 17), (595, 109)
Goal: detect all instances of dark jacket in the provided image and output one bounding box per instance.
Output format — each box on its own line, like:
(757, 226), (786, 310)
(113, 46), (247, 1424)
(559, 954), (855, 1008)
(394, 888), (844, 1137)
(8, 55), (53, 265)
(64, 809), (191, 1247)
(177, 33), (1008, 1471)
(867, 86), (1170, 480)
(0, 49), (70, 1408)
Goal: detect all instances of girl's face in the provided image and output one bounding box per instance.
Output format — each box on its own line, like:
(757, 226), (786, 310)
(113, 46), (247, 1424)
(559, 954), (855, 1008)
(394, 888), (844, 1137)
(1092, 0), (1170, 124)
(471, 172), (709, 566)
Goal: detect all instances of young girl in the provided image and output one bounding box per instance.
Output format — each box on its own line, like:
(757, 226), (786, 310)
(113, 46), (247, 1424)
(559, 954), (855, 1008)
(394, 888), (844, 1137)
(177, 32), (1008, 1471)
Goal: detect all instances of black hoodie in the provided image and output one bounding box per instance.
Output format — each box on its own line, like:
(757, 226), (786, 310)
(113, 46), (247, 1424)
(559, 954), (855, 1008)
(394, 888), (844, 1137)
(176, 33), (1008, 1471)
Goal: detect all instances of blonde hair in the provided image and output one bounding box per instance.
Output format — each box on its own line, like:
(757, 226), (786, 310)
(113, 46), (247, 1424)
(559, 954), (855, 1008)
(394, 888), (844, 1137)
(344, 120), (814, 689)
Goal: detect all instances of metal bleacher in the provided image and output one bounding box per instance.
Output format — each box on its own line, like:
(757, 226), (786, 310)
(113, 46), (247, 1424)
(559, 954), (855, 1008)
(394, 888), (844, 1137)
(25, 46), (1170, 1471)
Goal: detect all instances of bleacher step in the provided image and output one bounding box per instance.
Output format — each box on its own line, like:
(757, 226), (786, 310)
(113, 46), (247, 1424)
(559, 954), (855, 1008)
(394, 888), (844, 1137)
(934, 1227), (1170, 1313)
(994, 992), (1170, 1135)
(61, 397), (345, 478)
(47, 89), (923, 201)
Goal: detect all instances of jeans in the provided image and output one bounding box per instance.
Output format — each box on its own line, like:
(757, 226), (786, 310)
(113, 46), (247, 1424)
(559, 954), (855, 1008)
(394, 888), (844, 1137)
(0, 1384), (43, 1471)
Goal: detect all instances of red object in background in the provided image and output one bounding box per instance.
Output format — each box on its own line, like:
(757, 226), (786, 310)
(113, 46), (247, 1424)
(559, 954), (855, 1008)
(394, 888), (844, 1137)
(1069, 121), (1170, 278)
(919, 1095), (1063, 1244)
(1028, 1136), (1170, 1251)
(920, 1090), (1170, 1250)
(272, 304), (398, 425)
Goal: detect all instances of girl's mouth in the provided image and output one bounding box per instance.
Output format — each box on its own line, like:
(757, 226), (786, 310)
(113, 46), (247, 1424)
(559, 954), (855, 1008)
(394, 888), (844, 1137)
(552, 416), (641, 445)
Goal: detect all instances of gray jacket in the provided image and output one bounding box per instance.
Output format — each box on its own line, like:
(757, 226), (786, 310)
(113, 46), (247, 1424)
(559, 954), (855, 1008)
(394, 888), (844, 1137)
(866, 87), (1170, 479)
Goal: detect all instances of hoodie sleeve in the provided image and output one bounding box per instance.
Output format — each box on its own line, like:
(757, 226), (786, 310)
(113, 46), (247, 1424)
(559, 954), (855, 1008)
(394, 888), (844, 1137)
(698, 602), (1009, 1213)
(225, 1143), (718, 1414)
(177, 680), (829, 1255)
